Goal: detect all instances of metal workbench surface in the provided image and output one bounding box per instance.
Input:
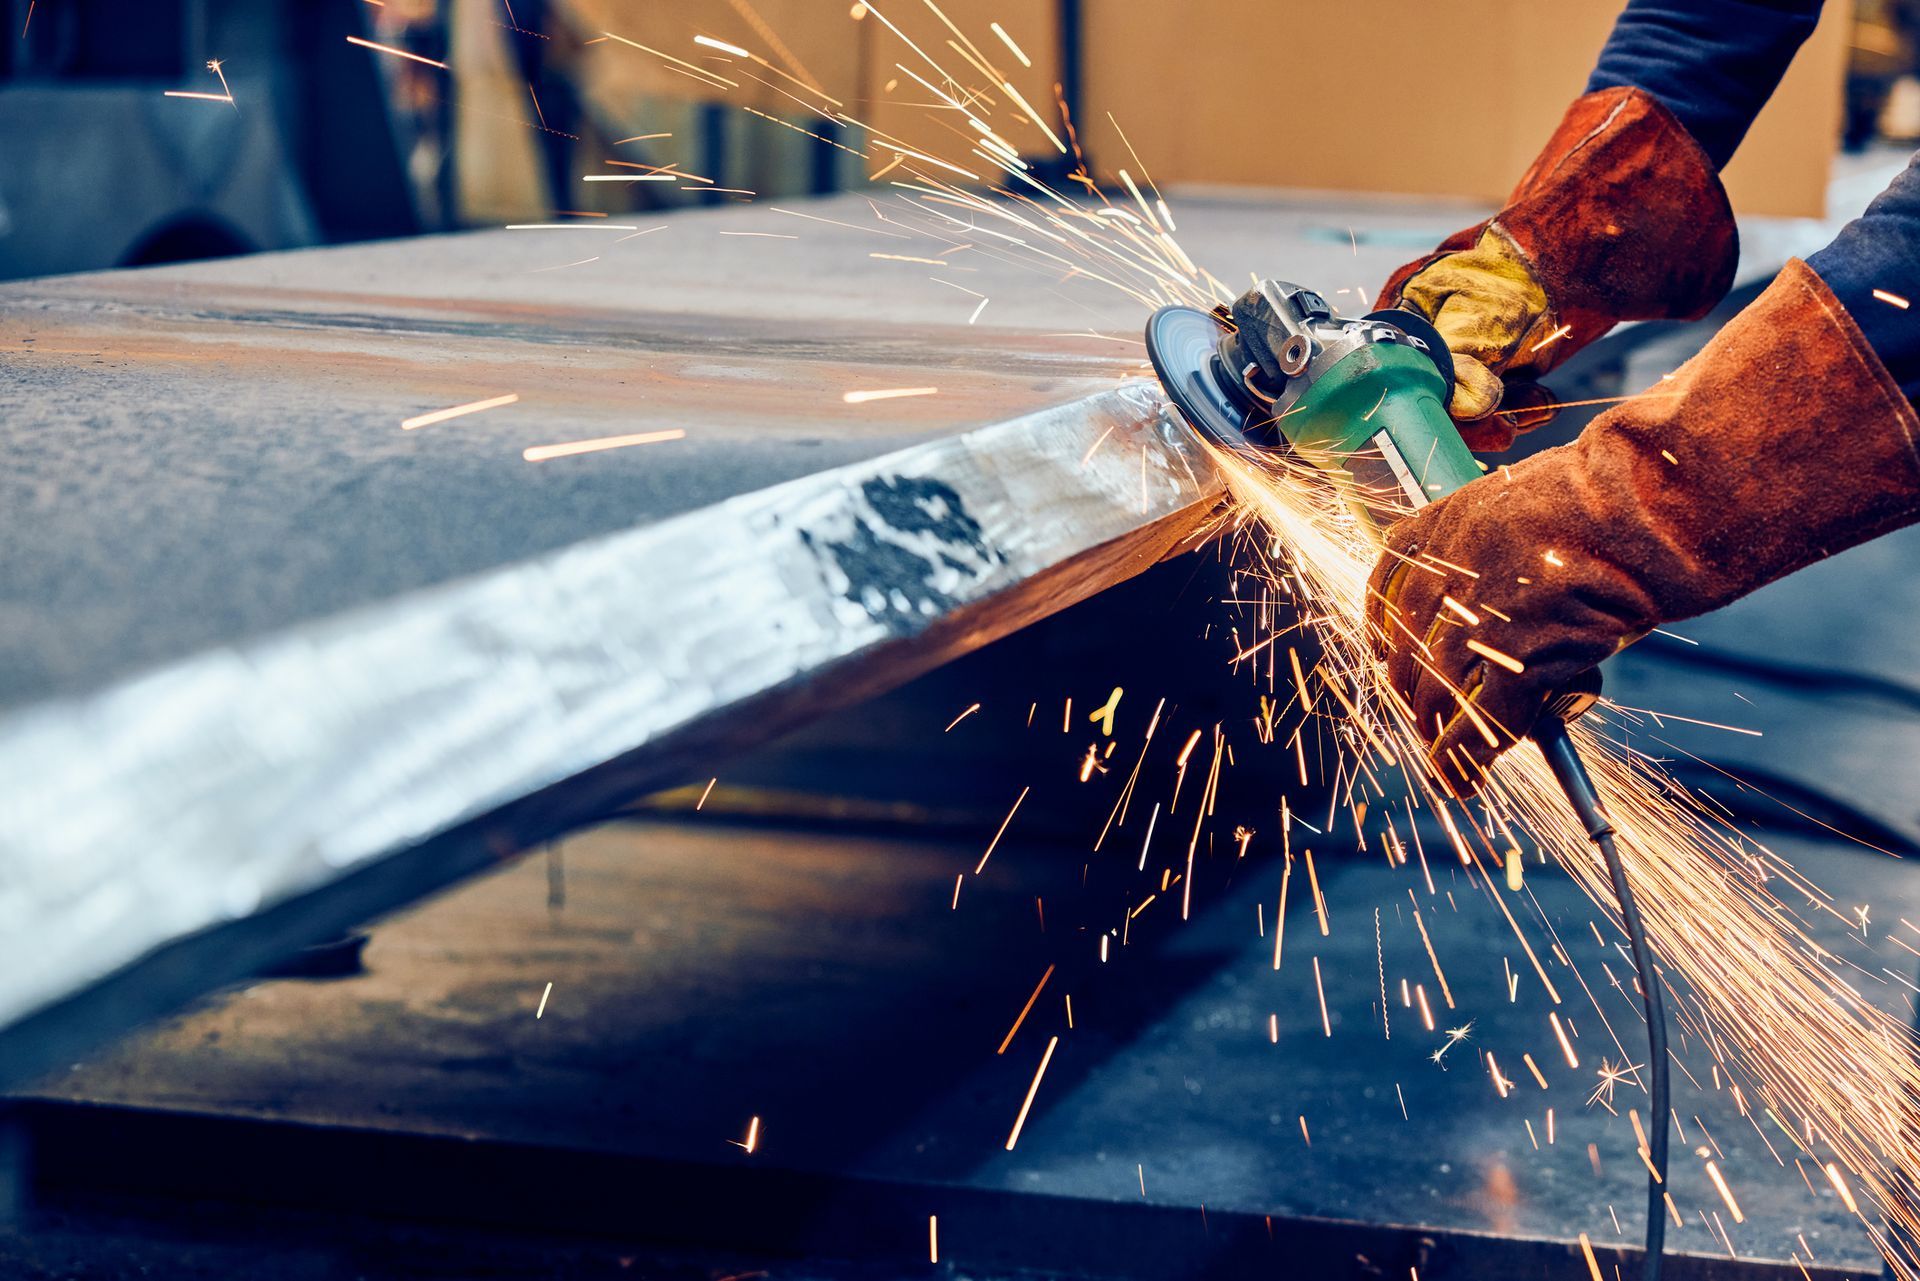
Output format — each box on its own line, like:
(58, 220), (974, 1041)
(0, 175), (1885, 1087)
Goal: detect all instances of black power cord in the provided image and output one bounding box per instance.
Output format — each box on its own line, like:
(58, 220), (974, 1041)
(1537, 717), (1670, 1281)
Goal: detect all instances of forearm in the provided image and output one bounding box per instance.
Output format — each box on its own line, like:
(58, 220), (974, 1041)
(1809, 155), (1920, 402)
(1585, 0), (1825, 167)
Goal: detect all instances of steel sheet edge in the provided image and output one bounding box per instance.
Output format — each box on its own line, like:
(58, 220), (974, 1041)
(0, 380), (1217, 1073)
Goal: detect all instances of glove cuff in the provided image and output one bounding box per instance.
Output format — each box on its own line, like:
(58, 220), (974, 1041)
(1380, 87), (1738, 376)
(1565, 257), (1920, 623)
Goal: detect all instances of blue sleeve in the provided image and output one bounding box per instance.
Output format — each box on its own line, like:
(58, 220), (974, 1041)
(1585, 0), (1826, 168)
(1809, 154), (1920, 403)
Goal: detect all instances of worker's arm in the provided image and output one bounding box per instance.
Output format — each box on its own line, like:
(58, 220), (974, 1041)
(1587, 0), (1826, 167)
(1365, 258), (1920, 795)
(1376, 0), (1828, 450)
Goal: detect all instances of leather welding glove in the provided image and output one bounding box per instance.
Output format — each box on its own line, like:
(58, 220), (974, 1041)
(1378, 86), (1739, 452)
(1366, 259), (1920, 796)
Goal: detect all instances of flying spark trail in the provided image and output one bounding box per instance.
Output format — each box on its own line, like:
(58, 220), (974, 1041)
(1004, 1035), (1059, 1150)
(997, 964), (1054, 1054)
(844, 387), (939, 403)
(988, 21), (1031, 67)
(401, 393), (520, 430)
(975, 786), (1028, 874)
(733, 1115), (761, 1153)
(521, 428), (686, 462)
(345, 35), (447, 69)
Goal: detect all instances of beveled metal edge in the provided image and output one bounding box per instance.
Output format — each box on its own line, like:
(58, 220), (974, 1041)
(0, 379), (1218, 1050)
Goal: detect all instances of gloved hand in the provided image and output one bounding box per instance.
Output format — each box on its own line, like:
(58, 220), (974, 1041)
(1366, 260), (1920, 795)
(1379, 86), (1739, 452)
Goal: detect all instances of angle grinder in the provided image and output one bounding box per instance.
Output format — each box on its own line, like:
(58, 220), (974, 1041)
(1145, 280), (1671, 1281)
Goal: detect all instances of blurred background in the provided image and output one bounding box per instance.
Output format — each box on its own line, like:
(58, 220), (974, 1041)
(1, 0), (1912, 282)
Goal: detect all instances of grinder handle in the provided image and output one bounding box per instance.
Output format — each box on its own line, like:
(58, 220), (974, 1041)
(1375, 379), (1605, 731)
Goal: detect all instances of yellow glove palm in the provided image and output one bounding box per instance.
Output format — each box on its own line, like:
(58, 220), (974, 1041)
(1394, 225), (1561, 432)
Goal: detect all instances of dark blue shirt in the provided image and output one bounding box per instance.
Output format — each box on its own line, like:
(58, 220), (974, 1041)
(1586, 0), (1824, 168)
(1586, 0), (1920, 399)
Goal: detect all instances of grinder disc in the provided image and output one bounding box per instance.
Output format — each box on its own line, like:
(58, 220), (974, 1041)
(1144, 305), (1259, 454)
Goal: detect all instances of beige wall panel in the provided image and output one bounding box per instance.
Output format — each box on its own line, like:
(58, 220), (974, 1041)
(568, 0), (862, 105)
(854, 0), (1063, 176)
(1083, 1), (1849, 218)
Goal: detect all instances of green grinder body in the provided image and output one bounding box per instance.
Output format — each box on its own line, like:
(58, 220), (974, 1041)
(1275, 341), (1482, 530)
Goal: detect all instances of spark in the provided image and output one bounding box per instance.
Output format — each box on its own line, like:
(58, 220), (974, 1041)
(1550, 1011), (1580, 1069)
(1496, 390), (1680, 417)
(694, 34), (751, 57)
(522, 428), (686, 462)
(535, 981), (552, 1018)
(870, 252), (950, 265)
(989, 21), (1032, 67)
(1874, 289), (1911, 309)
(1004, 1035), (1059, 1150)
(345, 35), (447, 69)
(1577, 1233), (1603, 1281)
(997, 964), (1054, 1054)
(505, 223), (643, 231)
(945, 703), (981, 731)
(1313, 957), (1332, 1037)
(1089, 687), (1123, 735)
(1705, 1160), (1745, 1223)
(1588, 1059), (1638, 1108)
(1465, 638), (1525, 674)
(733, 1115), (761, 1153)
(1826, 1162), (1861, 1215)
(929, 1216), (938, 1263)
(1431, 1021), (1473, 1064)
(844, 387), (939, 403)
(696, 778), (717, 810)
(1529, 323), (1572, 353)
(401, 393), (520, 430)
(975, 786), (1029, 874)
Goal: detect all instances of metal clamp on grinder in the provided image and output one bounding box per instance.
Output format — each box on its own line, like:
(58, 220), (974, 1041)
(1145, 281), (1670, 1281)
